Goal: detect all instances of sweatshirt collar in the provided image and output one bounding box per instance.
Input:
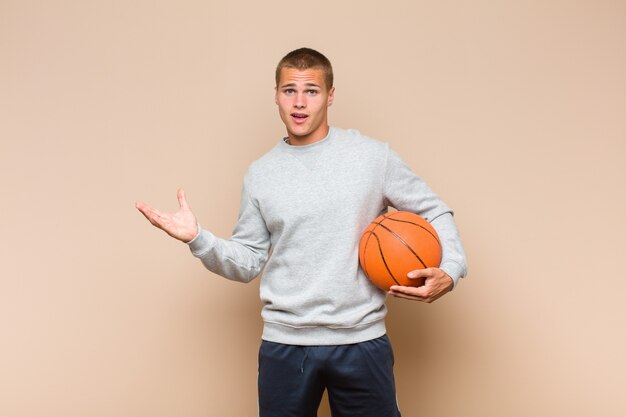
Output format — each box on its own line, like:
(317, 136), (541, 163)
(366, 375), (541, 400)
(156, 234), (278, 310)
(280, 127), (335, 151)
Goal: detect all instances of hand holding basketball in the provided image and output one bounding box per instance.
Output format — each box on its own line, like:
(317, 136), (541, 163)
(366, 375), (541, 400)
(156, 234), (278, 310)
(388, 268), (453, 303)
(136, 188), (198, 243)
(358, 211), (442, 290)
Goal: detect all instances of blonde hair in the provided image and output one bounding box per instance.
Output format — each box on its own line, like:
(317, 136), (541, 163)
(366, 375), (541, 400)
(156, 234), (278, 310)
(275, 48), (333, 91)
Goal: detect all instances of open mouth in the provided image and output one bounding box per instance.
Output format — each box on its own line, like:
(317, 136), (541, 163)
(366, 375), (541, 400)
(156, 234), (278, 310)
(291, 113), (308, 122)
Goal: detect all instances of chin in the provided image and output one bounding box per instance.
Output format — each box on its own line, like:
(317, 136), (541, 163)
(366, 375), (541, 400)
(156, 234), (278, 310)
(289, 127), (310, 137)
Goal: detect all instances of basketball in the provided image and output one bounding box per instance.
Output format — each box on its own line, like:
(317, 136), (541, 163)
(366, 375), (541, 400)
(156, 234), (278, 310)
(359, 211), (442, 290)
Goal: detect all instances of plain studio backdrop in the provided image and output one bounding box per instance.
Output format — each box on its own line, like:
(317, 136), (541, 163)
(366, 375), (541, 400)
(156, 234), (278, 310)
(1, 1), (625, 416)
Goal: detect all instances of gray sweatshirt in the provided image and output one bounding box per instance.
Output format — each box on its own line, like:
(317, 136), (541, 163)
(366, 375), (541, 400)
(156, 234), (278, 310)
(188, 127), (467, 345)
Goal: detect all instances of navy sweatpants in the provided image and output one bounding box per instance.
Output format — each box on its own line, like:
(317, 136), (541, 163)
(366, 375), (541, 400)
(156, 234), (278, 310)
(258, 335), (402, 417)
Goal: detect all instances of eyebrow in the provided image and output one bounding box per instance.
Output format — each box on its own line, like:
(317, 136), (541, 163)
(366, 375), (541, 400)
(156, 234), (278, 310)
(280, 82), (321, 89)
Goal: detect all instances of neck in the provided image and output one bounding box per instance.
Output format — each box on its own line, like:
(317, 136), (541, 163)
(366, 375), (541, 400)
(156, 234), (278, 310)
(286, 125), (330, 146)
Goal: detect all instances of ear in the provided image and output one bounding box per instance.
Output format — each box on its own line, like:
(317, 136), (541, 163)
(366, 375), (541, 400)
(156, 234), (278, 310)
(327, 87), (335, 107)
(274, 87), (279, 105)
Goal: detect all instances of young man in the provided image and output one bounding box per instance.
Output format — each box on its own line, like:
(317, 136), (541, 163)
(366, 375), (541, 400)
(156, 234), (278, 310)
(136, 48), (467, 417)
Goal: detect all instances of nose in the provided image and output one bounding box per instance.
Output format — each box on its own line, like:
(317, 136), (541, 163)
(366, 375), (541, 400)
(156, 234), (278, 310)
(294, 92), (306, 109)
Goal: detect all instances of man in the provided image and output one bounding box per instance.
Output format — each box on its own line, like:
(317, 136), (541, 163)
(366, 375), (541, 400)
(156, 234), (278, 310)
(136, 47), (467, 417)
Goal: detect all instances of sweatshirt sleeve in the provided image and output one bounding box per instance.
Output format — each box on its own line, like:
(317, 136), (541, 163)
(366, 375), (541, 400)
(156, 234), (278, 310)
(382, 146), (468, 288)
(186, 175), (271, 283)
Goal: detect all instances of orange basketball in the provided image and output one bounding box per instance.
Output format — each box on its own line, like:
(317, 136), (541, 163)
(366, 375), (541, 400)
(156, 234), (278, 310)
(359, 211), (442, 290)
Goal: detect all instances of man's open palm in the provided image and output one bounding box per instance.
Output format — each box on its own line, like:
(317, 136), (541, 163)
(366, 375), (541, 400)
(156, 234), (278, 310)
(136, 188), (198, 243)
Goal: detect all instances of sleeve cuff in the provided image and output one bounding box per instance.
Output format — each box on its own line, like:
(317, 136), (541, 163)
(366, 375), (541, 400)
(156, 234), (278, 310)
(440, 260), (465, 290)
(187, 225), (217, 256)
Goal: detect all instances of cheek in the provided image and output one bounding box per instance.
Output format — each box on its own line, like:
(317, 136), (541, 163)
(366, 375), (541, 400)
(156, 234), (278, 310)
(277, 98), (292, 111)
(276, 102), (287, 114)
(312, 100), (327, 114)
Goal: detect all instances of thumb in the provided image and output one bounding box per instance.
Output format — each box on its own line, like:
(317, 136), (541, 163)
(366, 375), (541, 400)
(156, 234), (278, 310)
(407, 268), (429, 279)
(177, 188), (190, 210)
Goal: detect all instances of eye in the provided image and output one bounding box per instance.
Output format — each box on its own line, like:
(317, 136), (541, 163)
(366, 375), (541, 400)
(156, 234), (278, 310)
(306, 90), (319, 96)
(283, 88), (296, 95)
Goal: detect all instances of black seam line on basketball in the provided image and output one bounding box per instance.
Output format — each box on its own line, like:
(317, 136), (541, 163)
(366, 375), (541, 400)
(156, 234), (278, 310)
(372, 212), (393, 230)
(373, 222), (428, 269)
(366, 212), (393, 241)
(361, 231), (374, 278)
(383, 217), (441, 245)
(362, 221), (384, 277)
(361, 213), (396, 282)
(365, 230), (401, 286)
(362, 231), (400, 285)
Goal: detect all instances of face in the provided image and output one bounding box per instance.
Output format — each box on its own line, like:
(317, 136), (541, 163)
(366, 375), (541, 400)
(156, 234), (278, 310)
(275, 67), (335, 146)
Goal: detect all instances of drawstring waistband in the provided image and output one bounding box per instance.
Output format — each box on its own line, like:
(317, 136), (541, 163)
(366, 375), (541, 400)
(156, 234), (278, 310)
(300, 347), (309, 373)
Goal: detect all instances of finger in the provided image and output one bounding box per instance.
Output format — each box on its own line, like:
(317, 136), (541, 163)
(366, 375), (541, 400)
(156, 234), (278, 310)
(136, 202), (156, 218)
(389, 287), (436, 303)
(389, 285), (428, 298)
(390, 292), (426, 302)
(407, 268), (433, 279)
(397, 293), (437, 303)
(136, 202), (165, 226)
(135, 201), (154, 218)
(177, 188), (190, 210)
(389, 287), (427, 301)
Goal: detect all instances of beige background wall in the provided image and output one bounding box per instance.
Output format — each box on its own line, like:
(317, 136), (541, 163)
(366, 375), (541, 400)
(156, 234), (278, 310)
(1, 1), (625, 416)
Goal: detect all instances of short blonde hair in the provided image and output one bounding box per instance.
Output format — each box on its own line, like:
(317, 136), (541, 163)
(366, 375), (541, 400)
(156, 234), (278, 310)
(275, 48), (334, 91)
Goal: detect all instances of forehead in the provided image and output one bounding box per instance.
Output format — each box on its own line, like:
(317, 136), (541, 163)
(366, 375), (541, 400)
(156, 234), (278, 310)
(277, 67), (326, 89)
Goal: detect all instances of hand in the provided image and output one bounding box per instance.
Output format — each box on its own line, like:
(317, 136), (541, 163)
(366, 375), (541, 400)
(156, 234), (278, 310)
(136, 188), (199, 243)
(388, 268), (453, 303)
